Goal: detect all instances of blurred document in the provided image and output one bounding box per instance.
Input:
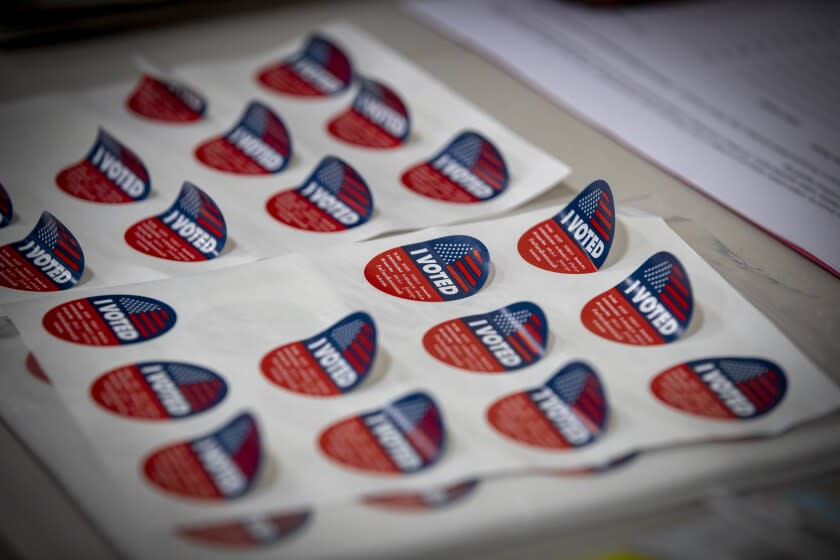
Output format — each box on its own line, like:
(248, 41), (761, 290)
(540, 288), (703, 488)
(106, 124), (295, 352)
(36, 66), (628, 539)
(409, 0), (840, 275)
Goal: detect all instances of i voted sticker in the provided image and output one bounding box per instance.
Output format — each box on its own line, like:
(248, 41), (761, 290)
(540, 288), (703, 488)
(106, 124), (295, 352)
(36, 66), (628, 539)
(261, 312), (377, 397)
(56, 129), (150, 203)
(195, 101), (292, 175)
(257, 34), (352, 97)
(127, 74), (206, 123)
(364, 234), (490, 302)
(25, 353), (50, 384)
(487, 361), (608, 450)
(518, 180), (615, 273)
(178, 510), (310, 548)
(423, 301), (548, 373)
(319, 391), (446, 475)
(143, 412), (262, 501)
(125, 181), (226, 262)
(265, 156), (373, 232)
(43, 294), (176, 346)
(363, 479), (478, 512)
(0, 212), (84, 293)
(91, 361), (228, 420)
(0, 182), (12, 227)
(401, 131), (508, 203)
(651, 357), (787, 420)
(327, 77), (410, 149)
(581, 252), (693, 346)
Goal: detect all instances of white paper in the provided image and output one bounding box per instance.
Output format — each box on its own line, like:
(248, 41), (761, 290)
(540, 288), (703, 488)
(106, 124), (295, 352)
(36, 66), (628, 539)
(0, 21), (569, 306)
(407, 0), (840, 275)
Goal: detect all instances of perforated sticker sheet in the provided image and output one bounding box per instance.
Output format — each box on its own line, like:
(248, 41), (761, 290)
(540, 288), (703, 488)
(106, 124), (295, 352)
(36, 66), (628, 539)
(0, 22), (568, 307)
(6, 202), (839, 551)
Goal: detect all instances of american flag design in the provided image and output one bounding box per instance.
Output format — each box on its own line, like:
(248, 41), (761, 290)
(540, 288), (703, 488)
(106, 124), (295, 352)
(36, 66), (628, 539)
(652, 357), (787, 420)
(363, 479), (479, 512)
(488, 361), (608, 450)
(143, 412), (261, 500)
(305, 312), (376, 392)
(327, 77), (410, 149)
(350, 78), (410, 140)
(168, 181), (226, 254)
(258, 34), (353, 97)
(560, 180), (614, 268)
(238, 102), (292, 167)
(178, 509), (311, 547)
(102, 295), (176, 342)
(127, 74), (206, 123)
(91, 361), (228, 420)
(400, 234), (491, 301)
(309, 156), (373, 222)
(88, 129), (151, 200)
(0, 182), (12, 228)
(8, 211), (85, 290)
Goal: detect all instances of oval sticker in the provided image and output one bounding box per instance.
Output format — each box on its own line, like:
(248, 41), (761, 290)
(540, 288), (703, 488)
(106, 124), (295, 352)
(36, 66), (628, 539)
(143, 412), (262, 501)
(0, 181), (13, 228)
(0, 212), (84, 293)
(178, 510), (310, 548)
(423, 301), (548, 373)
(125, 181), (227, 262)
(265, 156), (374, 232)
(581, 251), (693, 346)
(401, 131), (508, 203)
(364, 234), (491, 302)
(260, 311), (377, 397)
(257, 34), (352, 97)
(651, 357), (786, 420)
(327, 77), (410, 149)
(363, 479), (478, 512)
(126, 74), (206, 123)
(91, 361), (228, 420)
(195, 101), (292, 175)
(43, 294), (176, 346)
(487, 361), (608, 450)
(518, 179), (616, 273)
(319, 391), (446, 475)
(56, 128), (150, 203)
(25, 352), (50, 384)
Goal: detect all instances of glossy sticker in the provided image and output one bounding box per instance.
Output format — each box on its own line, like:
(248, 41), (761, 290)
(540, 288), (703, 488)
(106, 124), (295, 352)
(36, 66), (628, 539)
(581, 252), (693, 346)
(0, 181), (12, 227)
(25, 352), (50, 384)
(127, 74), (206, 123)
(423, 301), (548, 373)
(124, 181), (226, 262)
(257, 34), (352, 97)
(91, 361), (228, 420)
(364, 234), (490, 302)
(43, 294), (176, 346)
(55, 129), (150, 203)
(0, 212), (84, 293)
(651, 357), (787, 420)
(178, 510), (310, 548)
(261, 312), (377, 397)
(265, 156), (373, 232)
(327, 77), (410, 149)
(363, 479), (478, 512)
(195, 101), (292, 175)
(401, 131), (508, 203)
(518, 179), (615, 273)
(319, 392), (446, 475)
(143, 412), (262, 501)
(487, 361), (608, 450)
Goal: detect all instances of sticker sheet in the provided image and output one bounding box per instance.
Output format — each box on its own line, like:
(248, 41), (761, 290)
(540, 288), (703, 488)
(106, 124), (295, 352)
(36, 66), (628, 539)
(7, 204), (839, 549)
(0, 22), (568, 306)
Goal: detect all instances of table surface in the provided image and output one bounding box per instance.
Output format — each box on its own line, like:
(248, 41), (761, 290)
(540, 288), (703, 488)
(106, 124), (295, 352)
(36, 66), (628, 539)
(1, 1), (838, 558)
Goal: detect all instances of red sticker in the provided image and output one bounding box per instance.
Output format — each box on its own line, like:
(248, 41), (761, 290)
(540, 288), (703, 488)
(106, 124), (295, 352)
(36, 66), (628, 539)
(127, 74), (206, 123)
(143, 413), (262, 501)
(125, 181), (227, 262)
(363, 479), (478, 512)
(581, 252), (693, 346)
(55, 128), (150, 203)
(327, 77), (410, 149)
(178, 510), (310, 548)
(487, 361), (608, 450)
(651, 358), (787, 420)
(518, 180), (615, 273)
(25, 352), (50, 384)
(0, 212), (84, 293)
(257, 34), (352, 97)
